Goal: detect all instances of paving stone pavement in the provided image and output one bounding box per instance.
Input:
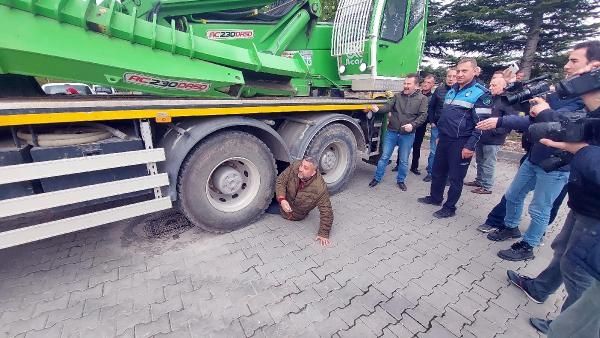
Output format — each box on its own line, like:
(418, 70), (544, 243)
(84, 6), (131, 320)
(0, 152), (569, 338)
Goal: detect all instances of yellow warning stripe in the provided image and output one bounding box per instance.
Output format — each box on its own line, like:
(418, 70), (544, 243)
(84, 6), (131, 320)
(0, 104), (371, 127)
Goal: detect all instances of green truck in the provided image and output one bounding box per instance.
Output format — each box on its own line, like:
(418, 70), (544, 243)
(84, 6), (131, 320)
(0, 0), (428, 248)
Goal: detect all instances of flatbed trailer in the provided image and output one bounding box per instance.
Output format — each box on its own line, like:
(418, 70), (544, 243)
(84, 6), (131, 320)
(0, 96), (387, 249)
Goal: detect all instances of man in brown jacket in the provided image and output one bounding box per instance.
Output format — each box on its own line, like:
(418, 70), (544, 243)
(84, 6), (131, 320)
(367, 73), (429, 191)
(275, 157), (334, 246)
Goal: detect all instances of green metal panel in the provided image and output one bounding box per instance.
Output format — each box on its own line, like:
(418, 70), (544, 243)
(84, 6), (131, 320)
(0, 7), (243, 97)
(376, 0), (428, 77)
(0, 0), (312, 97)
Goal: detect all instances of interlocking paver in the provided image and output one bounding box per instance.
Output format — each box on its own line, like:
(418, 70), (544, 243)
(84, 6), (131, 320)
(46, 301), (84, 327)
(0, 154), (567, 338)
(360, 305), (396, 335)
(24, 323), (63, 338)
(134, 314), (171, 338)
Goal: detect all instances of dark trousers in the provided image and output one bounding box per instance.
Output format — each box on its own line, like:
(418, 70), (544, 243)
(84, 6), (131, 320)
(400, 123), (427, 169)
(525, 211), (595, 312)
(485, 154), (568, 227)
(430, 137), (472, 211)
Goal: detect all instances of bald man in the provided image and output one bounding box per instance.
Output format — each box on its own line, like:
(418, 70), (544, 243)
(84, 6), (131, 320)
(465, 77), (516, 194)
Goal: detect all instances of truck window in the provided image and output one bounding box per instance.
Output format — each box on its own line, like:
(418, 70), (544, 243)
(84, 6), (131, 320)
(379, 0), (408, 43)
(407, 0), (425, 33)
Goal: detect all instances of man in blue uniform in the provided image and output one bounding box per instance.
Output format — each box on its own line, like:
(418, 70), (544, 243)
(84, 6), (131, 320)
(418, 58), (493, 218)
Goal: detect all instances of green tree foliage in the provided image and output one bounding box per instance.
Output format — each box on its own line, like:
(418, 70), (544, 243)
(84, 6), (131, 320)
(320, 0), (339, 21)
(425, 0), (600, 79)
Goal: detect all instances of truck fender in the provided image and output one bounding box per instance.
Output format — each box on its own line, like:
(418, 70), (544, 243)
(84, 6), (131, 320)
(159, 116), (291, 201)
(277, 113), (366, 160)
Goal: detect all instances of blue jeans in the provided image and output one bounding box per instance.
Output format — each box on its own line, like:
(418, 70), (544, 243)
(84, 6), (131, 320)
(475, 144), (500, 190)
(426, 126), (439, 175)
(374, 130), (416, 183)
(548, 279), (600, 338)
(485, 154), (568, 228)
(525, 211), (595, 311)
(504, 159), (569, 247)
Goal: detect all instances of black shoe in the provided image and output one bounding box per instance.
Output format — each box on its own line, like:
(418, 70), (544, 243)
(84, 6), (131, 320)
(487, 227), (522, 242)
(529, 318), (552, 334)
(446, 180), (450, 187)
(423, 174), (432, 182)
(433, 208), (456, 218)
(498, 241), (534, 261)
(410, 168), (421, 175)
(417, 196), (442, 206)
(507, 270), (545, 304)
(369, 179), (379, 188)
(392, 166), (398, 172)
(397, 182), (407, 191)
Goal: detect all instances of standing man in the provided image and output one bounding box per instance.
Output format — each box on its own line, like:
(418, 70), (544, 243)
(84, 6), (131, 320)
(367, 73), (428, 191)
(465, 77), (515, 194)
(423, 68), (457, 182)
(418, 58), (492, 218)
(394, 74), (435, 174)
(275, 157), (334, 246)
(478, 41), (600, 260)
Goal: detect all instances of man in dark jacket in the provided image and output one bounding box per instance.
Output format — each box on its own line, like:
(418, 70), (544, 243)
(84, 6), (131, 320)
(367, 73), (428, 191)
(275, 157), (333, 246)
(476, 41), (599, 262)
(500, 59), (600, 335)
(418, 58), (492, 218)
(423, 68), (457, 182)
(465, 77), (515, 194)
(396, 74), (435, 175)
(546, 143), (600, 338)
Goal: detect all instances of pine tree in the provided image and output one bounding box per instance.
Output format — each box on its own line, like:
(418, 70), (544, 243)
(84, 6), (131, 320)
(426, 0), (600, 78)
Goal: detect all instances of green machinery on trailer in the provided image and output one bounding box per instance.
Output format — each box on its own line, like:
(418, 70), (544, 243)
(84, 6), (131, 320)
(0, 0), (428, 248)
(0, 0), (427, 97)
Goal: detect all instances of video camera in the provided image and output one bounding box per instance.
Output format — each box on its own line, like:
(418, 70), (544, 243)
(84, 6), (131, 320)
(504, 75), (553, 105)
(526, 67), (600, 171)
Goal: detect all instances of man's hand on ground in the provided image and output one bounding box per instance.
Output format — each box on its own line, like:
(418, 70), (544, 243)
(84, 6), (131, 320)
(280, 200), (292, 213)
(315, 236), (330, 247)
(461, 148), (474, 159)
(529, 97), (550, 117)
(476, 117), (499, 130)
(402, 124), (413, 133)
(540, 139), (588, 154)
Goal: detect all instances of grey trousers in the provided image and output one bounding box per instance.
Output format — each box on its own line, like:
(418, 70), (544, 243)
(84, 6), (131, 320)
(475, 144), (500, 190)
(548, 279), (600, 338)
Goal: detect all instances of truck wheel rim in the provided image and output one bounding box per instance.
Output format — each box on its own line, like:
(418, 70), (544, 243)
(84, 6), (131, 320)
(319, 142), (348, 184)
(206, 157), (261, 213)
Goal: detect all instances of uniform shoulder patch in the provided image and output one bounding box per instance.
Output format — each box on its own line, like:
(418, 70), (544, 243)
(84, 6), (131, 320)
(482, 95), (492, 106)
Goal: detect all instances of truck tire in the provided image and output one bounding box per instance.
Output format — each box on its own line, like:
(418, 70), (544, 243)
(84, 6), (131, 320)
(306, 123), (357, 194)
(177, 131), (276, 233)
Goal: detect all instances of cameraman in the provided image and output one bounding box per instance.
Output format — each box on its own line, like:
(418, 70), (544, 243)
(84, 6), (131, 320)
(475, 41), (599, 263)
(476, 43), (595, 235)
(503, 60), (600, 335)
(542, 64), (600, 338)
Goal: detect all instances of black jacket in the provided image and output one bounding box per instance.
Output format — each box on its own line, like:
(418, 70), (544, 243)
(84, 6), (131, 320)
(480, 95), (516, 145)
(497, 94), (585, 172)
(427, 84), (451, 124)
(567, 145), (600, 220)
(566, 143), (600, 281)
